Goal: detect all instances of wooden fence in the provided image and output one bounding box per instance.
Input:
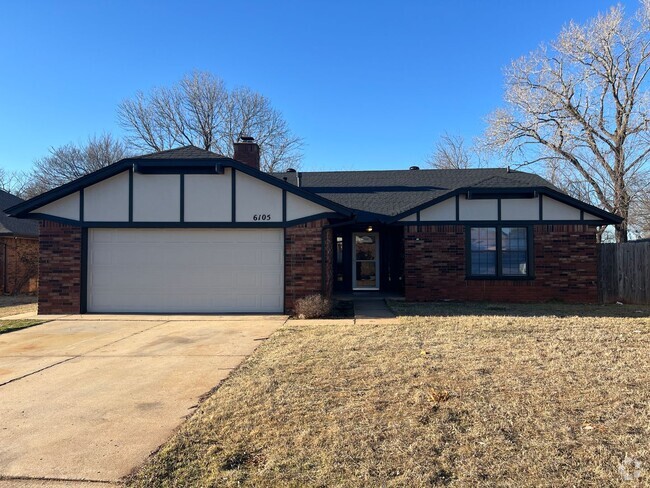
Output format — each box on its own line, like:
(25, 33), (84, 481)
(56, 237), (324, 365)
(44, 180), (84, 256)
(599, 241), (650, 304)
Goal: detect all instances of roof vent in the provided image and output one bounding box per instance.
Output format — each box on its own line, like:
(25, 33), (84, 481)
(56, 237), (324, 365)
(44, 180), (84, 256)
(286, 168), (297, 173)
(409, 165), (420, 170)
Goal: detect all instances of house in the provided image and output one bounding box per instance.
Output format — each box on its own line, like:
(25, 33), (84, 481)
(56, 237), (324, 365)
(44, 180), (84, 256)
(5, 140), (621, 314)
(0, 190), (39, 294)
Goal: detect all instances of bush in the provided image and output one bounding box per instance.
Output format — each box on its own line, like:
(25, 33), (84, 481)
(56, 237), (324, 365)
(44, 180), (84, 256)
(294, 294), (332, 319)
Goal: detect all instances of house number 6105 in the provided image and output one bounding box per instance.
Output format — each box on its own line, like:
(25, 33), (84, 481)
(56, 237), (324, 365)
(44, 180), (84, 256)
(253, 214), (271, 221)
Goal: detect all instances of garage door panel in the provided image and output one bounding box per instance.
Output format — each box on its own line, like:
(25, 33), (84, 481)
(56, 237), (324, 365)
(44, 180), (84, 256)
(260, 271), (282, 288)
(87, 229), (284, 313)
(260, 249), (283, 265)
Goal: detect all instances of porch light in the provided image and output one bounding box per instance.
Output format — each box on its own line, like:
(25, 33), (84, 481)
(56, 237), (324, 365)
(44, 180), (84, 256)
(366, 225), (373, 232)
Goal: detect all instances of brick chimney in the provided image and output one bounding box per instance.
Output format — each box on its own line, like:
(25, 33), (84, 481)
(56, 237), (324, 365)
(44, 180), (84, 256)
(233, 135), (260, 170)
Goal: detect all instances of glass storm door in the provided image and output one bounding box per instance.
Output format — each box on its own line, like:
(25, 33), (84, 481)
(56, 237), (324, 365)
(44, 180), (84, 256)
(353, 233), (379, 290)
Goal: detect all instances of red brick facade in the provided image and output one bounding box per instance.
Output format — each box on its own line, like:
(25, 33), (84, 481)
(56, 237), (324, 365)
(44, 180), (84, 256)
(38, 221), (82, 314)
(0, 236), (39, 294)
(404, 224), (598, 303)
(34, 219), (598, 314)
(284, 219), (332, 311)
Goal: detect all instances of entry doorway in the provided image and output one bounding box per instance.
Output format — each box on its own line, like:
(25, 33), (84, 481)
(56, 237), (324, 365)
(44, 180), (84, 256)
(353, 232), (379, 290)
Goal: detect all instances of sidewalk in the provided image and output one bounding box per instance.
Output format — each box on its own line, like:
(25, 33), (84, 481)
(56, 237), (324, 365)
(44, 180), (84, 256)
(353, 299), (397, 322)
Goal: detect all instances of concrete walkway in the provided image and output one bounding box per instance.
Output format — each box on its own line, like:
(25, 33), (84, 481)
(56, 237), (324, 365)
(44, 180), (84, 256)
(0, 314), (287, 486)
(353, 299), (396, 320)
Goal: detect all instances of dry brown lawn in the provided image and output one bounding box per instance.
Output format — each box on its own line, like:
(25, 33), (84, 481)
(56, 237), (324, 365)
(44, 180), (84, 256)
(128, 303), (650, 487)
(0, 295), (36, 318)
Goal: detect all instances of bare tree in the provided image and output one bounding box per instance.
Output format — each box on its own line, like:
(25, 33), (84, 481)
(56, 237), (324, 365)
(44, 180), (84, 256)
(426, 133), (473, 169)
(30, 133), (129, 195)
(0, 169), (33, 199)
(629, 189), (650, 238)
(118, 71), (303, 172)
(485, 2), (650, 242)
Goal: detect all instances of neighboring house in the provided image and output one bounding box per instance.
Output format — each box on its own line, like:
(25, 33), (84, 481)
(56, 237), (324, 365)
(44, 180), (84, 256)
(5, 140), (621, 314)
(0, 190), (39, 294)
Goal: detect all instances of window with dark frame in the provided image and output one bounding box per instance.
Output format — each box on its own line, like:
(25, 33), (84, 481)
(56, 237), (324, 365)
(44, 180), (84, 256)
(470, 227), (496, 276)
(468, 226), (530, 278)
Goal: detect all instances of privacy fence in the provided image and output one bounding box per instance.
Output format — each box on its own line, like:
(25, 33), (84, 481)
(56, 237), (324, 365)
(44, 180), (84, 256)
(598, 241), (650, 305)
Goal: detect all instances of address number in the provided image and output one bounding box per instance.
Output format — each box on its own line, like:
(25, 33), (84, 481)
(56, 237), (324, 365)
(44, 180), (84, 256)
(253, 214), (271, 221)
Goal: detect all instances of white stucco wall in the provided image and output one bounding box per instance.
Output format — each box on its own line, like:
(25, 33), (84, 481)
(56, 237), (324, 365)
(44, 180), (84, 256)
(133, 174), (181, 222)
(35, 192), (80, 220)
(286, 192), (329, 221)
(235, 171), (283, 222)
(542, 195), (581, 220)
(500, 197), (539, 220)
(459, 195), (498, 220)
(419, 197), (456, 221)
(184, 170), (232, 222)
(84, 171), (130, 222)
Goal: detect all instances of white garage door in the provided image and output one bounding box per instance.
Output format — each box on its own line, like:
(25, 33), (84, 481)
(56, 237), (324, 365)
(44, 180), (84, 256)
(87, 228), (284, 313)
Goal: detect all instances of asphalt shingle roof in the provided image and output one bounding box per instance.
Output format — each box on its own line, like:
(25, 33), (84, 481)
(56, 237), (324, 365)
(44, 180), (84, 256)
(0, 190), (39, 236)
(4, 145), (619, 224)
(272, 168), (556, 218)
(134, 146), (558, 218)
(136, 146), (226, 160)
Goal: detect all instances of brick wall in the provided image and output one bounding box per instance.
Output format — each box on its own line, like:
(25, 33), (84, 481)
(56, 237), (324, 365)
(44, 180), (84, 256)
(284, 219), (331, 311)
(404, 224), (598, 303)
(39, 221), (82, 314)
(0, 236), (39, 294)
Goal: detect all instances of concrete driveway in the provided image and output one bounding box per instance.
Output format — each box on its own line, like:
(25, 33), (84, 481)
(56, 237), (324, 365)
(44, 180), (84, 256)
(0, 314), (286, 486)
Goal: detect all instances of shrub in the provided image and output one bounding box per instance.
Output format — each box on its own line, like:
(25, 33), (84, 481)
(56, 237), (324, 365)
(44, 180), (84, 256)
(294, 294), (332, 319)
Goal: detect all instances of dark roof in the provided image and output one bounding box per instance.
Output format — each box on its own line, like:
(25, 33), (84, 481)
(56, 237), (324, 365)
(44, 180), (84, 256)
(135, 145), (225, 160)
(0, 190), (38, 236)
(4, 146), (352, 219)
(272, 168), (557, 218)
(4, 145), (621, 225)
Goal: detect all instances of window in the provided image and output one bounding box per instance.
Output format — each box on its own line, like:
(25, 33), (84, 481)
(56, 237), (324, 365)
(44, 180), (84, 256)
(501, 227), (528, 276)
(468, 226), (531, 278)
(335, 236), (344, 283)
(470, 227), (496, 276)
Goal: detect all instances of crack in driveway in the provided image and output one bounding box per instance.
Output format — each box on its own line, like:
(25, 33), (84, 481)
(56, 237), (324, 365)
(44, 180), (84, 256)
(0, 320), (171, 388)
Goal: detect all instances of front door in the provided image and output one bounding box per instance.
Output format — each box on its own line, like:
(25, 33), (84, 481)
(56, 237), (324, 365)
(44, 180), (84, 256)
(353, 232), (379, 290)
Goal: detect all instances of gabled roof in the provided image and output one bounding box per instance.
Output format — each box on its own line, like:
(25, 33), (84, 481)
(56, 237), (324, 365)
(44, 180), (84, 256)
(272, 168), (555, 218)
(4, 146), (352, 219)
(3, 145), (621, 225)
(135, 146), (226, 160)
(0, 190), (39, 236)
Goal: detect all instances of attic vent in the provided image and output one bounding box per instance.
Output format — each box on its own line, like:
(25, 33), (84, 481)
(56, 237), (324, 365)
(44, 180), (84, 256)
(409, 166), (420, 170)
(286, 168), (297, 173)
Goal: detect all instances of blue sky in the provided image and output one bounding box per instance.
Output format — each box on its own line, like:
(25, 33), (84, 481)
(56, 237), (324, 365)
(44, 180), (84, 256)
(0, 0), (620, 172)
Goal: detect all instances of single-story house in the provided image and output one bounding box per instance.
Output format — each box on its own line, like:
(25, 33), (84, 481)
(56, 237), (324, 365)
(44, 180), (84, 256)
(5, 140), (621, 314)
(0, 190), (39, 294)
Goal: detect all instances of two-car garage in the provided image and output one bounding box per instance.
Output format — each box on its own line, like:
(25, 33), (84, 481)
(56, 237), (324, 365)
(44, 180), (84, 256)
(7, 145), (342, 315)
(86, 228), (284, 313)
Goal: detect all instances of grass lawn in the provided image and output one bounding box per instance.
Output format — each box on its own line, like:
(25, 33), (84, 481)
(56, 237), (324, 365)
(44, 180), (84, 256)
(0, 295), (37, 318)
(0, 319), (45, 335)
(128, 302), (650, 487)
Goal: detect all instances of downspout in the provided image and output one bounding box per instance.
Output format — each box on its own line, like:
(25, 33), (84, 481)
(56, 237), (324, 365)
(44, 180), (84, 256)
(12, 237), (16, 295)
(1, 241), (6, 294)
